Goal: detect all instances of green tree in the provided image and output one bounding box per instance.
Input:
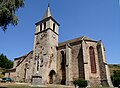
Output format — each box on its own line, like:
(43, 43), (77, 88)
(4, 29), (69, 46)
(0, 0), (25, 31)
(0, 53), (13, 69)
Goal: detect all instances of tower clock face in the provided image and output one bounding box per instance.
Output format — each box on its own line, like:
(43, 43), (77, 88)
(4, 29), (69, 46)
(40, 33), (47, 40)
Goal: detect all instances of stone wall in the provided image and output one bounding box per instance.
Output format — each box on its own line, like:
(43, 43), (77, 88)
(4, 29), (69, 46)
(72, 43), (84, 80)
(84, 41), (101, 86)
(15, 51), (33, 82)
(57, 39), (106, 87)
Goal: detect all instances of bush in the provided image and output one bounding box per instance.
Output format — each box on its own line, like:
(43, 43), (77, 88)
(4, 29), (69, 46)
(111, 75), (120, 87)
(111, 70), (120, 87)
(73, 79), (88, 87)
(0, 74), (4, 78)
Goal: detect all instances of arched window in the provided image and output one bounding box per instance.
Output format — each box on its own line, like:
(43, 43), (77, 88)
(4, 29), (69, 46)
(53, 23), (55, 32)
(89, 46), (96, 73)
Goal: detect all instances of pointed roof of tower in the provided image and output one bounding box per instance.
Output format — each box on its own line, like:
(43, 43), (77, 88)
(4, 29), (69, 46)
(35, 4), (60, 26)
(42, 4), (52, 19)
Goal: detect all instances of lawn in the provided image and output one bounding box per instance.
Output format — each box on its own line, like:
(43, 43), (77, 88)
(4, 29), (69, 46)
(0, 83), (38, 88)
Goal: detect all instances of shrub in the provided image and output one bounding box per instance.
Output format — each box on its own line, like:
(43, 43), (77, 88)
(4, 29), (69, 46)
(111, 75), (120, 87)
(111, 70), (120, 87)
(73, 79), (88, 87)
(0, 74), (4, 78)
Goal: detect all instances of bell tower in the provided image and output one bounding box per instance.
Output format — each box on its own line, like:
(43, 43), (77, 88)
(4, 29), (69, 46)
(32, 4), (60, 85)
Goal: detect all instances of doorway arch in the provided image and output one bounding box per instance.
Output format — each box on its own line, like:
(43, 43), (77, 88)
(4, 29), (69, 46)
(49, 70), (56, 84)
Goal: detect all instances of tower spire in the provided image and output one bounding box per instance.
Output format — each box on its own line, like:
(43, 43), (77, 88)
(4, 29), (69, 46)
(42, 4), (52, 20)
(48, 3), (50, 7)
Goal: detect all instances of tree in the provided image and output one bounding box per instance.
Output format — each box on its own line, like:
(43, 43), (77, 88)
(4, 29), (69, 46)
(0, 0), (25, 31)
(0, 53), (13, 69)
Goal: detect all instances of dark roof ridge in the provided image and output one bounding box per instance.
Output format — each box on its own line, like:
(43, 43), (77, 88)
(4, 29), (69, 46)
(58, 36), (97, 47)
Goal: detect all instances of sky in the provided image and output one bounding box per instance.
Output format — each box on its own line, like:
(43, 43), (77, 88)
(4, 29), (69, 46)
(0, 0), (120, 64)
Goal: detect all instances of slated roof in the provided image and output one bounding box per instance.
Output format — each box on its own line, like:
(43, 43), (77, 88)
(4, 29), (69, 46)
(14, 50), (33, 61)
(5, 68), (16, 72)
(58, 36), (97, 47)
(16, 51), (33, 67)
(14, 54), (28, 60)
(36, 4), (60, 26)
(42, 4), (52, 20)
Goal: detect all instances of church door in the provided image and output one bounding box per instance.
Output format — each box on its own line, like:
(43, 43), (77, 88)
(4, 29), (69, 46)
(49, 70), (56, 84)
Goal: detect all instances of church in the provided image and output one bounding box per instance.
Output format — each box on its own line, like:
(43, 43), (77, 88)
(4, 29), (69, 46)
(5, 5), (113, 87)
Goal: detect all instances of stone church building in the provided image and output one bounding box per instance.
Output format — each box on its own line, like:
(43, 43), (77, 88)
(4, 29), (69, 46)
(5, 5), (113, 87)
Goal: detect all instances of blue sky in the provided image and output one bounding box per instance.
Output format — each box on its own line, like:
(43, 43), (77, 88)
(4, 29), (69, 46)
(0, 0), (120, 64)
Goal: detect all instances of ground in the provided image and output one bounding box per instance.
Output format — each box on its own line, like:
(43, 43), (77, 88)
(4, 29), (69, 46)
(0, 83), (31, 88)
(0, 64), (119, 88)
(0, 83), (116, 88)
(0, 83), (73, 88)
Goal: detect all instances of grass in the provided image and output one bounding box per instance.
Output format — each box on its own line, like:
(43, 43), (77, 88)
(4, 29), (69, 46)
(0, 83), (72, 88)
(0, 83), (32, 88)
